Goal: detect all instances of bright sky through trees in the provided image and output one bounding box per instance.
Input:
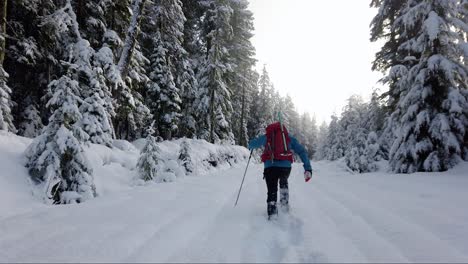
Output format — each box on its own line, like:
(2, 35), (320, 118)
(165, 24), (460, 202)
(250, 0), (384, 124)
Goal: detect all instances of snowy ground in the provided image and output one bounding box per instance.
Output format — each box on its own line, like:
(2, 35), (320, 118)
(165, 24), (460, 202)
(1, 132), (468, 263)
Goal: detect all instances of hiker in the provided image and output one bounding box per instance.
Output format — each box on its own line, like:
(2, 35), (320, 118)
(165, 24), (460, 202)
(248, 122), (312, 218)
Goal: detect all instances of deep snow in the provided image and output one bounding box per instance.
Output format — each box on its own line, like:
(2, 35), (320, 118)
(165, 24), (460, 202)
(1, 131), (468, 263)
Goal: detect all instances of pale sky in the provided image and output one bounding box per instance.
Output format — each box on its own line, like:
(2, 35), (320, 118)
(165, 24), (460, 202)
(249, 0), (385, 125)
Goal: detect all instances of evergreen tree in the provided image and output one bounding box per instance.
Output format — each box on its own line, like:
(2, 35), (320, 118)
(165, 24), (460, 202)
(25, 73), (96, 203)
(370, 0), (411, 115)
(7, 0), (58, 132)
(79, 67), (114, 147)
(254, 65), (274, 131)
(195, 0), (235, 144)
(145, 0), (186, 140)
(102, 0), (152, 141)
(300, 112), (318, 157)
(147, 36), (181, 139)
(0, 66), (14, 132)
(74, 0), (107, 49)
(282, 95), (300, 135)
(227, 0), (257, 146)
(314, 121), (329, 160)
(389, 0), (468, 172)
(18, 104), (44, 138)
(137, 127), (162, 181)
(178, 138), (194, 174)
(326, 114), (344, 160)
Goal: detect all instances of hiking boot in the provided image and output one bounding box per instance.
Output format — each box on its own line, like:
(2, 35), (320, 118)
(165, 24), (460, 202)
(279, 188), (289, 206)
(267, 201), (278, 217)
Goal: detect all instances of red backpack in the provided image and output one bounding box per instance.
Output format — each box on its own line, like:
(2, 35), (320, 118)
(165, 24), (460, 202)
(261, 122), (294, 163)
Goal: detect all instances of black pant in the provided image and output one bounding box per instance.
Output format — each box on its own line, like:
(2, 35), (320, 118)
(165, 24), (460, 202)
(263, 167), (292, 204)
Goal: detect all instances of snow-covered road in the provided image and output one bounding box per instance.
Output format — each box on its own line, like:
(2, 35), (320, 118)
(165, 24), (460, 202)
(1, 160), (468, 263)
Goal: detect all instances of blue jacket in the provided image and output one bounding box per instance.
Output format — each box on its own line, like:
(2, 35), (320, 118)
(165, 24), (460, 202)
(248, 134), (312, 171)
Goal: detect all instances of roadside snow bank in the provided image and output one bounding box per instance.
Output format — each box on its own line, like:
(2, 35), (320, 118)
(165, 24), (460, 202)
(0, 132), (249, 209)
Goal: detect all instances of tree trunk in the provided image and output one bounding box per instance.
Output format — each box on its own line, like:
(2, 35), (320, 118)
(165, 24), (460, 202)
(239, 78), (246, 146)
(209, 88), (216, 143)
(118, 0), (147, 79)
(0, 0), (7, 65)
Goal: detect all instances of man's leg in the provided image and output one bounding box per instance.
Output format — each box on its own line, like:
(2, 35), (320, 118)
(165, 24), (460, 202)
(264, 167), (279, 216)
(279, 167), (292, 208)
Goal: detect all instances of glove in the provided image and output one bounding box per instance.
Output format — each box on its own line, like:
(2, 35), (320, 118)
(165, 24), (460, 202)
(304, 170), (312, 182)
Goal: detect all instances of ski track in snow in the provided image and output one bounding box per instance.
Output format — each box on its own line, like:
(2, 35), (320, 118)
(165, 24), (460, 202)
(2, 161), (468, 263)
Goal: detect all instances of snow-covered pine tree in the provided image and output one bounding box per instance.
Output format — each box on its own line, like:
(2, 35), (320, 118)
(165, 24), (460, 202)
(178, 138), (194, 174)
(137, 126), (162, 181)
(7, 0), (57, 133)
(326, 114), (344, 161)
(253, 65), (274, 132)
(345, 129), (380, 173)
(364, 90), (388, 159)
(25, 72), (96, 204)
(63, 38), (115, 146)
(300, 112), (318, 157)
(389, 0), (468, 172)
(227, 0), (257, 147)
(147, 33), (181, 139)
(41, 0), (116, 146)
(365, 131), (381, 166)
(340, 95), (367, 157)
(246, 74), (262, 139)
(314, 121), (329, 160)
(177, 57), (198, 138)
(177, 1), (205, 139)
(74, 0), (107, 48)
(98, 0), (151, 141)
(282, 95), (300, 135)
(145, 0), (186, 140)
(195, 0), (235, 144)
(345, 127), (368, 173)
(370, 0), (412, 115)
(0, 66), (14, 132)
(79, 67), (114, 147)
(0, 0), (14, 133)
(18, 104), (43, 138)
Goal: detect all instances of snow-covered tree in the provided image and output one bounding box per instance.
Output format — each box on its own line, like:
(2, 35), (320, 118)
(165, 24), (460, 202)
(194, 0), (235, 144)
(7, 0), (57, 132)
(0, 66), (14, 132)
(18, 104), (43, 138)
(178, 138), (194, 174)
(389, 0), (468, 172)
(137, 127), (163, 181)
(79, 68), (114, 147)
(314, 121), (329, 160)
(146, 33), (182, 139)
(227, 0), (257, 146)
(326, 114), (344, 161)
(345, 129), (380, 173)
(75, 0), (107, 48)
(25, 73), (96, 204)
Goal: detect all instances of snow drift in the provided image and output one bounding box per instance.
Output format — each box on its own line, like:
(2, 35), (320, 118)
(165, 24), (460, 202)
(0, 131), (249, 208)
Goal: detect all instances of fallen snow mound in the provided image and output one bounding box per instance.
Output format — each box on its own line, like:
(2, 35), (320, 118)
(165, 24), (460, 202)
(0, 131), (249, 209)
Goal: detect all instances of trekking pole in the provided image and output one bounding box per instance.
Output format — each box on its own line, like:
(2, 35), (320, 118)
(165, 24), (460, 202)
(234, 149), (254, 207)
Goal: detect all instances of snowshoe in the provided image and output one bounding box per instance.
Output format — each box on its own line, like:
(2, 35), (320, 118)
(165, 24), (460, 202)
(267, 201), (278, 220)
(280, 202), (290, 213)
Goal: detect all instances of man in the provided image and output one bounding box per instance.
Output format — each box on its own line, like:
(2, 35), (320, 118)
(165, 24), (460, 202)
(248, 122), (312, 219)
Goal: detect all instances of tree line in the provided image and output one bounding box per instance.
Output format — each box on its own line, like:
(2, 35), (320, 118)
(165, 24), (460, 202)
(0, 0), (318, 202)
(316, 0), (467, 174)
(0, 0), (316, 147)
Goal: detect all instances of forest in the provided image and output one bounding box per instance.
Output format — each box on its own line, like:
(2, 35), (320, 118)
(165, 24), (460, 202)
(0, 0), (467, 185)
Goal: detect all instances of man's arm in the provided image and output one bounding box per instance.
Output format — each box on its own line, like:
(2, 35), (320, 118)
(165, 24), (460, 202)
(290, 136), (312, 171)
(248, 135), (266, 150)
